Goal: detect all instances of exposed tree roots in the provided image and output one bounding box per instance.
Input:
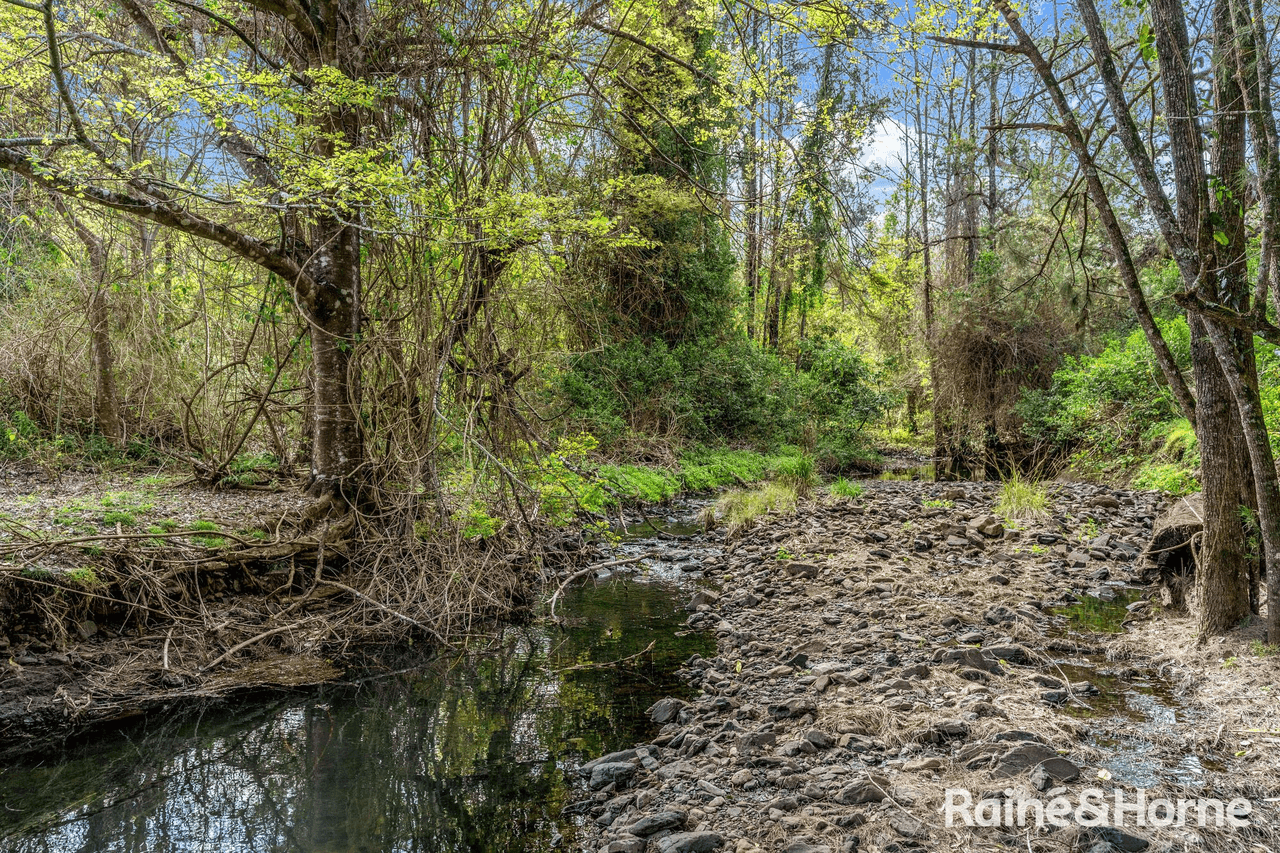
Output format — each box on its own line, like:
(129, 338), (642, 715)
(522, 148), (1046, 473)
(0, 499), (600, 761)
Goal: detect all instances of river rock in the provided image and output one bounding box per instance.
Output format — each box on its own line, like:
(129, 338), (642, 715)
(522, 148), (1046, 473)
(935, 647), (1003, 674)
(890, 813), (928, 838)
(697, 779), (727, 797)
(1072, 826), (1150, 852)
(1030, 757), (1080, 790)
(583, 749), (638, 771)
(985, 644), (1031, 664)
(737, 730), (776, 751)
(974, 516), (1004, 538)
(656, 831), (724, 853)
(648, 698), (689, 724)
(993, 743), (1058, 777)
(786, 562), (820, 579)
(835, 774), (891, 804)
(804, 728), (835, 749)
(778, 739), (817, 757)
(590, 762), (637, 789)
(603, 838), (645, 853)
(921, 719), (970, 743)
(686, 590), (720, 609)
(624, 811), (686, 837)
(769, 698), (817, 719)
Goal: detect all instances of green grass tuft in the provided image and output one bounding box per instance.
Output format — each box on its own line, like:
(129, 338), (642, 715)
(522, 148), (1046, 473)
(188, 519), (224, 548)
(715, 482), (799, 538)
(995, 470), (1050, 521)
(829, 478), (864, 499)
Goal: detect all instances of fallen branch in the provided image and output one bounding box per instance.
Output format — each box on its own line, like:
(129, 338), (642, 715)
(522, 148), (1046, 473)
(548, 553), (651, 623)
(557, 639), (656, 672)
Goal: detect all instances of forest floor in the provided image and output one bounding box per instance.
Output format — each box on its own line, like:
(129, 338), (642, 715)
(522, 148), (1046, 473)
(574, 478), (1280, 853)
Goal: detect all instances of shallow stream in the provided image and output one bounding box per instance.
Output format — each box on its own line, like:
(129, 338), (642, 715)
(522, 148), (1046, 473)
(0, 526), (713, 852)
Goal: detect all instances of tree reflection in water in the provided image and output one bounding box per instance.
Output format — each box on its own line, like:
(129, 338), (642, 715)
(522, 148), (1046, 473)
(0, 579), (712, 852)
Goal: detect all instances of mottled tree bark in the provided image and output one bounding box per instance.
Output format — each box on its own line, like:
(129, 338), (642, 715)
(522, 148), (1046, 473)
(86, 244), (121, 445)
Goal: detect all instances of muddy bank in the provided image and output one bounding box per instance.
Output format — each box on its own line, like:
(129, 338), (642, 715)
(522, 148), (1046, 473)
(0, 466), (589, 760)
(570, 480), (1279, 853)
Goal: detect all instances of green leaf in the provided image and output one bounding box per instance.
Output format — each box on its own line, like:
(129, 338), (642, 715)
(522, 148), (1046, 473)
(1138, 24), (1157, 62)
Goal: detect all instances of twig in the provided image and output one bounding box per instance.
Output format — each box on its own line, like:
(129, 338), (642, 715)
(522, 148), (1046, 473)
(3, 572), (196, 622)
(322, 580), (446, 644)
(557, 639), (656, 672)
(201, 617), (320, 672)
(548, 554), (651, 623)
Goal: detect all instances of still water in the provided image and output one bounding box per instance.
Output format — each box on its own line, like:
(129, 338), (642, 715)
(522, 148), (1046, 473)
(0, 578), (712, 852)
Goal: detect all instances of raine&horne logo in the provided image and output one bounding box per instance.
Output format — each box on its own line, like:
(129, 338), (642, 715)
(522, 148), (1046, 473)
(943, 788), (1254, 829)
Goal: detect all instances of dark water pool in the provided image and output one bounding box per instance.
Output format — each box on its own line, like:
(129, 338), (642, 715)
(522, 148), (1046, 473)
(0, 579), (712, 852)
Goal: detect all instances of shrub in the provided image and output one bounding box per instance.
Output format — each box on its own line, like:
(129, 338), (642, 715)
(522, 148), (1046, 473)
(1018, 317), (1190, 452)
(772, 453), (817, 497)
(1131, 463), (1199, 495)
(599, 464), (682, 503)
(554, 334), (886, 455)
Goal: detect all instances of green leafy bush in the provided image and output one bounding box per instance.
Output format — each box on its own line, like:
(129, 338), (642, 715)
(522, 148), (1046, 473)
(599, 464), (682, 503)
(554, 334), (886, 460)
(1018, 317), (1191, 453)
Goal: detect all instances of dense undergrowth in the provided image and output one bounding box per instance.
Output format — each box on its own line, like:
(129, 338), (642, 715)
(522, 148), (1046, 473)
(1016, 309), (1280, 495)
(555, 334), (889, 473)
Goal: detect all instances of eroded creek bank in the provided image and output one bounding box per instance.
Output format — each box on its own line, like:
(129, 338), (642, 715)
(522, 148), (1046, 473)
(571, 479), (1279, 853)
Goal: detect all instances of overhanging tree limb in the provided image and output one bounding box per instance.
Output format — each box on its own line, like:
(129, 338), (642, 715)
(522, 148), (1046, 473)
(0, 146), (311, 299)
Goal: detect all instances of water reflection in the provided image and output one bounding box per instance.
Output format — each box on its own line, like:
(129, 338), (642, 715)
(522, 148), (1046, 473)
(0, 579), (712, 853)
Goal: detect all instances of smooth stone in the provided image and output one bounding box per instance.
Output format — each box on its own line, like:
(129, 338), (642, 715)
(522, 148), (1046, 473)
(590, 762), (637, 790)
(656, 832), (725, 853)
(624, 811), (686, 837)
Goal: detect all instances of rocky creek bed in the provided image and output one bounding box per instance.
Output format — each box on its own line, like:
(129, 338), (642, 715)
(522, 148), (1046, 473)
(570, 479), (1280, 853)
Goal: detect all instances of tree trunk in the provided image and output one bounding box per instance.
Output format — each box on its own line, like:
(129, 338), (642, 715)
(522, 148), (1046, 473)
(1193, 316), (1252, 633)
(305, 222), (363, 501)
(87, 243), (121, 445)
(992, 0), (1197, 424)
(743, 7), (760, 342)
(1206, 0), (1280, 638)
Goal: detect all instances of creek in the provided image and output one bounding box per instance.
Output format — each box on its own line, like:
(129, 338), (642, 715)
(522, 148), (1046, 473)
(0, 514), (714, 853)
(0, 490), (1213, 851)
